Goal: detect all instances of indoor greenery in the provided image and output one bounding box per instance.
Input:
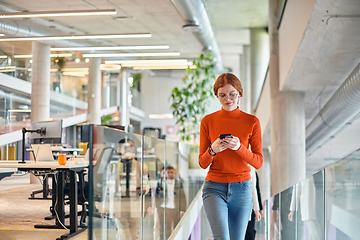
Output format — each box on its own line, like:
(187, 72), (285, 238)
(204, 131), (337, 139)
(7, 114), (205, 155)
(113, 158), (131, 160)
(169, 53), (216, 142)
(131, 73), (143, 90)
(101, 114), (113, 125)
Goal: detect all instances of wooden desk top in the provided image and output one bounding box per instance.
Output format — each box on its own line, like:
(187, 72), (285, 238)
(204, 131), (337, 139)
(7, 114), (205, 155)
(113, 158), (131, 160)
(0, 161), (88, 170)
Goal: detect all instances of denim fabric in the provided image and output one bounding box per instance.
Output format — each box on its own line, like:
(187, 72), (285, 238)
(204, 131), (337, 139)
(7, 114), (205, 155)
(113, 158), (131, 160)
(202, 180), (253, 240)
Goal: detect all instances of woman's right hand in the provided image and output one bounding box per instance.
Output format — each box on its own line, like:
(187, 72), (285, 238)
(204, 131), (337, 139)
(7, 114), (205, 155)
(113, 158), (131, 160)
(211, 138), (227, 153)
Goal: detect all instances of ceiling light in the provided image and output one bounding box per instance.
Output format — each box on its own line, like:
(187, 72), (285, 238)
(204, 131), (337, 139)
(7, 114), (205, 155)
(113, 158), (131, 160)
(14, 53), (73, 58)
(75, 58), (80, 63)
(7, 109), (31, 113)
(0, 66), (16, 69)
(61, 68), (88, 72)
(182, 24), (202, 32)
(62, 72), (87, 77)
(0, 66), (16, 72)
(133, 65), (195, 70)
(0, 33), (152, 42)
(51, 53), (73, 58)
(85, 58), (89, 63)
(149, 114), (173, 119)
(83, 52), (180, 58)
(0, 55), (7, 58)
(105, 59), (189, 65)
(0, 9), (116, 19)
(0, 34), (5, 37)
(100, 64), (121, 71)
(51, 45), (169, 51)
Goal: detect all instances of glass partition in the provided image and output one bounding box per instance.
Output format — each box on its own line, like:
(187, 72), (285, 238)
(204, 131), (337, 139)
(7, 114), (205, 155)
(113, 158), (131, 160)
(265, 150), (360, 240)
(326, 152), (360, 240)
(86, 125), (203, 240)
(78, 124), (360, 240)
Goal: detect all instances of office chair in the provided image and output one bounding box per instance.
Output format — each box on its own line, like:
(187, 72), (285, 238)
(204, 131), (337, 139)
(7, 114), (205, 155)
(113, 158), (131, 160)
(64, 146), (116, 226)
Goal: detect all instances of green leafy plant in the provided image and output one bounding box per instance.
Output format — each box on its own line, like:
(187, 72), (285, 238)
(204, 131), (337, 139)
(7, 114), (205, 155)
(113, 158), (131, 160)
(131, 73), (143, 89)
(169, 53), (216, 142)
(101, 114), (112, 125)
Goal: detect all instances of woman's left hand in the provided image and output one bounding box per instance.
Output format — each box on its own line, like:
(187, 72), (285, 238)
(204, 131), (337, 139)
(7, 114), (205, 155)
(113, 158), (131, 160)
(254, 210), (262, 221)
(222, 136), (241, 151)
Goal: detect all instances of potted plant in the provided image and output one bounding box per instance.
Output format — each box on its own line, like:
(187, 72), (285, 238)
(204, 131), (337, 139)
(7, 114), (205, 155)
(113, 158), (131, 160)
(169, 53), (216, 142)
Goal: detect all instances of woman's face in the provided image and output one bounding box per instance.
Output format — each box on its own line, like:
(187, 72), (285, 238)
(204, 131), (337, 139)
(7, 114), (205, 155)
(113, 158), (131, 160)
(217, 84), (239, 111)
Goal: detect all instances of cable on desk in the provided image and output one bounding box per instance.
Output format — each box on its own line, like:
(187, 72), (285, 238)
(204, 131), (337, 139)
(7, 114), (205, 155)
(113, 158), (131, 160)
(53, 173), (69, 230)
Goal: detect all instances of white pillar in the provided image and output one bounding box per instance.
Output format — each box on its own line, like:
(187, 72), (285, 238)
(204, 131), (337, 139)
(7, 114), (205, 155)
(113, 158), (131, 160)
(30, 41), (50, 184)
(87, 58), (102, 125)
(120, 69), (130, 130)
(250, 28), (270, 112)
(240, 46), (251, 113)
(31, 41), (50, 122)
(269, 0), (306, 195)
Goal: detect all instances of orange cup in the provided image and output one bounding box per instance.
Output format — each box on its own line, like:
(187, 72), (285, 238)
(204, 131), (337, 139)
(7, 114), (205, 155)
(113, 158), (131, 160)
(58, 154), (67, 165)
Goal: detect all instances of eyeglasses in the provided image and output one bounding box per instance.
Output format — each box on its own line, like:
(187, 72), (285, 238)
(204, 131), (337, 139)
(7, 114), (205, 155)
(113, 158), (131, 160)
(217, 92), (238, 100)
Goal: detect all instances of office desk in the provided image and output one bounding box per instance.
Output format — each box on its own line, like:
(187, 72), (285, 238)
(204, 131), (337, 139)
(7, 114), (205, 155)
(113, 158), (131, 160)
(0, 161), (88, 239)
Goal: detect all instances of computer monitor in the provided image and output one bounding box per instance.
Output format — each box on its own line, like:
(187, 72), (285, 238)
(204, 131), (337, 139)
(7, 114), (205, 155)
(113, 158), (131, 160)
(31, 120), (63, 144)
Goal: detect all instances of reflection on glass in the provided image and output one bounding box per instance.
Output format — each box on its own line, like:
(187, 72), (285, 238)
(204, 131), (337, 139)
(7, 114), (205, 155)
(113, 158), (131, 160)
(327, 155), (360, 240)
(86, 126), (204, 240)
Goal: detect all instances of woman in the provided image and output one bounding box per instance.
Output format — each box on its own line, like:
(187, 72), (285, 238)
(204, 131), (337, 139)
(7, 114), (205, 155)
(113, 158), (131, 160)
(199, 73), (263, 240)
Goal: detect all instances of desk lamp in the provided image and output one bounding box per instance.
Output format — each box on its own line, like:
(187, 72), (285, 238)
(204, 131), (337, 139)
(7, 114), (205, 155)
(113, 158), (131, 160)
(19, 127), (46, 163)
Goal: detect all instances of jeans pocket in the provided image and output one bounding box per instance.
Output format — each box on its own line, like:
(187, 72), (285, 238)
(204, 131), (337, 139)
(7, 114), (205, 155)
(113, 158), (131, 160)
(240, 179), (252, 189)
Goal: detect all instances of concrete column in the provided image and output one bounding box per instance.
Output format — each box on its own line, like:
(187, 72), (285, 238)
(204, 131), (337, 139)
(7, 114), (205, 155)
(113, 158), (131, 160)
(250, 28), (270, 113)
(30, 41), (50, 184)
(269, 0), (306, 195)
(240, 46), (251, 113)
(87, 58), (102, 124)
(120, 69), (130, 130)
(31, 41), (50, 122)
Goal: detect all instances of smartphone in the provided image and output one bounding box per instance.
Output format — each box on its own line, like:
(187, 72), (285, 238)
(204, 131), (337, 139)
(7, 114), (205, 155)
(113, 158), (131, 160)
(219, 134), (232, 139)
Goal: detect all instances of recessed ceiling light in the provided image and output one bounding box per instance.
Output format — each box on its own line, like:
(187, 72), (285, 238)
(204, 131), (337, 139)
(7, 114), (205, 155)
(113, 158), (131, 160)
(50, 45), (169, 51)
(0, 9), (116, 19)
(83, 52), (180, 58)
(0, 33), (152, 42)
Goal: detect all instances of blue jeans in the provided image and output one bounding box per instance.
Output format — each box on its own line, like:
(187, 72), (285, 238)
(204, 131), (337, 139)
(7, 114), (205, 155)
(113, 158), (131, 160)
(202, 180), (253, 240)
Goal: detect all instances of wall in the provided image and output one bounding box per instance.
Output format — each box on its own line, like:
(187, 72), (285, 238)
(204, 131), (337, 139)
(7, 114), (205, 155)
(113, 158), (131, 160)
(140, 70), (221, 142)
(140, 71), (183, 141)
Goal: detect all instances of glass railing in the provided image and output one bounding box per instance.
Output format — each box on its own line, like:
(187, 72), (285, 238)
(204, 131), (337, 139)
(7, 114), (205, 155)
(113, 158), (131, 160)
(263, 149), (360, 240)
(86, 125), (205, 240)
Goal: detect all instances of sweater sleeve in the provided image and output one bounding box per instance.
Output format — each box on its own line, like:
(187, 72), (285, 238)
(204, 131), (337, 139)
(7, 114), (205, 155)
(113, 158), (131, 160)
(235, 116), (263, 169)
(198, 117), (213, 169)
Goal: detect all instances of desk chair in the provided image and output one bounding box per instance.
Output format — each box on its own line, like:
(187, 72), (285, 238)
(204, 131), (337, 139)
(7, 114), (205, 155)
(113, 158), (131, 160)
(64, 146), (115, 226)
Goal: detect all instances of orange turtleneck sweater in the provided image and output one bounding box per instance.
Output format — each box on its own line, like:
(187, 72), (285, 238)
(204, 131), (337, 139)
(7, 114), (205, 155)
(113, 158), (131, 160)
(199, 107), (263, 183)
